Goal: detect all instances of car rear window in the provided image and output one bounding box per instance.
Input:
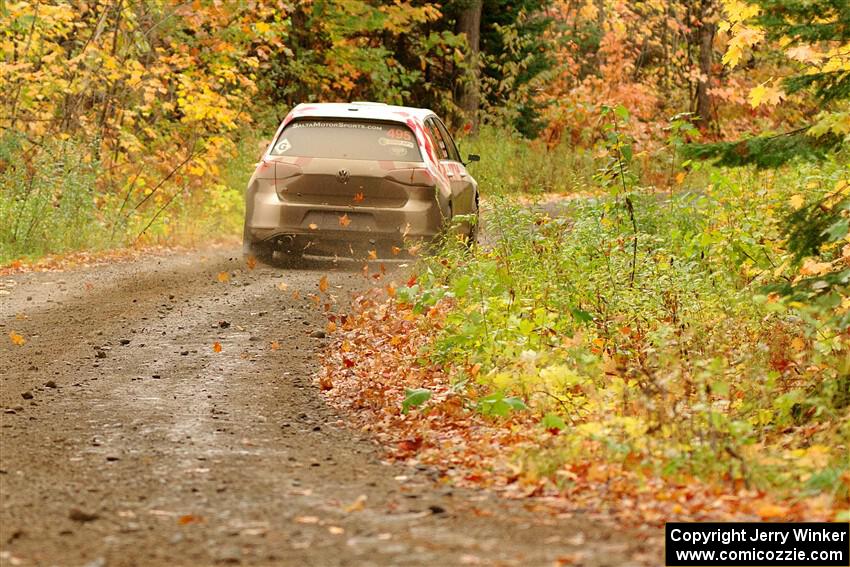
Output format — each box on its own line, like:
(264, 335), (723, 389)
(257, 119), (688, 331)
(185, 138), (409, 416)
(271, 119), (422, 161)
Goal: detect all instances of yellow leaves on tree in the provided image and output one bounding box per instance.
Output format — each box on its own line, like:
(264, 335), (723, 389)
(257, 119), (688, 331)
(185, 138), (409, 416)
(748, 81), (784, 108)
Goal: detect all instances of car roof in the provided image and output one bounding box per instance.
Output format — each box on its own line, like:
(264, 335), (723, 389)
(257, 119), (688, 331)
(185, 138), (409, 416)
(287, 102), (435, 124)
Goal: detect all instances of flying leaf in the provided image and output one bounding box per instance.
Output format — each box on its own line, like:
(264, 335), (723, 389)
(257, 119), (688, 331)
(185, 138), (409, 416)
(353, 192), (365, 203)
(308, 223), (318, 230)
(391, 246), (401, 256)
(245, 256), (257, 270)
(318, 275), (329, 293)
(368, 250), (378, 260)
(338, 214), (351, 227)
(217, 271), (230, 283)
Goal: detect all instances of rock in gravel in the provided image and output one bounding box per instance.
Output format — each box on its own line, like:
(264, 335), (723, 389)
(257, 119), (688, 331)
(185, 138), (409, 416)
(215, 546), (242, 564)
(21, 392), (33, 400)
(44, 380), (57, 388)
(310, 330), (326, 339)
(218, 320), (230, 328)
(95, 350), (107, 359)
(68, 508), (99, 523)
(119, 339), (131, 345)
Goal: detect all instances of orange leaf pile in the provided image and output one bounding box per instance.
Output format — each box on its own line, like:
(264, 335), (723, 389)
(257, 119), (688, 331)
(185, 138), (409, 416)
(319, 291), (848, 527)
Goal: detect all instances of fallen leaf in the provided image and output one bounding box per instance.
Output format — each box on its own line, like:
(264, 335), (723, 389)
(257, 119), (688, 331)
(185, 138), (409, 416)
(213, 342), (222, 353)
(217, 271), (230, 283)
(9, 331), (25, 346)
(246, 255), (257, 270)
(757, 503), (789, 520)
(391, 246), (402, 256)
(270, 341), (280, 350)
(277, 282), (289, 291)
(338, 214), (351, 227)
(178, 514), (203, 525)
(353, 192), (365, 203)
(294, 516), (319, 524)
(343, 494), (367, 513)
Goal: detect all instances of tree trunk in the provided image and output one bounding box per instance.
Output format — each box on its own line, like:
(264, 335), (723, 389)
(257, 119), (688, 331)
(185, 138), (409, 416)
(456, 0), (482, 133)
(695, 0), (715, 128)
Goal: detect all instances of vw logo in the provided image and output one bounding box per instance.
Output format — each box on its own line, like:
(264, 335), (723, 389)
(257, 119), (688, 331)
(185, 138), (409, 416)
(337, 169), (350, 184)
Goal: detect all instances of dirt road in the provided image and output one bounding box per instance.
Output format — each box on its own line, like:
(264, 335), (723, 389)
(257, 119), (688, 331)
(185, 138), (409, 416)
(0, 248), (650, 566)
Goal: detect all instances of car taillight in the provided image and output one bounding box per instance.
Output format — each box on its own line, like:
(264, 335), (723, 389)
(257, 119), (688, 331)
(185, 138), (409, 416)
(275, 162), (302, 180)
(385, 168), (436, 187)
(253, 159), (303, 181)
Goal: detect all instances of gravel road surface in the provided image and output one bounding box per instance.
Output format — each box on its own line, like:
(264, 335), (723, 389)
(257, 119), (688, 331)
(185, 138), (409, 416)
(0, 248), (650, 566)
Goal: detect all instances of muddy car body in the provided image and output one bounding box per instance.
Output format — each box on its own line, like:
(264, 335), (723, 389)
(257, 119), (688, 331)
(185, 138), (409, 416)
(243, 102), (478, 262)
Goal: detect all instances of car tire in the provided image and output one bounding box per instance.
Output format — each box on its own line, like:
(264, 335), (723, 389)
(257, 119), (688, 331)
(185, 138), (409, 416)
(274, 248), (304, 269)
(245, 240), (274, 264)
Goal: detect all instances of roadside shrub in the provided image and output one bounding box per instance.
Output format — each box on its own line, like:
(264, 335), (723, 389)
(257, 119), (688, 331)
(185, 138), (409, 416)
(401, 156), (849, 503)
(0, 133), (102, 261)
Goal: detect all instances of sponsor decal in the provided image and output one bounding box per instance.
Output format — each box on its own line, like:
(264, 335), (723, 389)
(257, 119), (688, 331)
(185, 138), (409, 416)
(378, 137), (415, 149)
(290, 121), (383, 130)
(274, 139), (291, 153)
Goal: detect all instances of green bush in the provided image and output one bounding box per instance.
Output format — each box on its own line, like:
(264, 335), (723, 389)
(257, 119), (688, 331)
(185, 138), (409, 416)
(403, 154), (849, 498)
(460, 126), (597, 195)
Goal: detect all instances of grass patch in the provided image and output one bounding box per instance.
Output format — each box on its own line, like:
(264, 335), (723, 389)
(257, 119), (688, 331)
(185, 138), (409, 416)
(0, 132), (257, 265)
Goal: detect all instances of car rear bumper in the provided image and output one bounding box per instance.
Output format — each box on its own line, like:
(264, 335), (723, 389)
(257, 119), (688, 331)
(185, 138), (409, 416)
(244, 185), (446, 251)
